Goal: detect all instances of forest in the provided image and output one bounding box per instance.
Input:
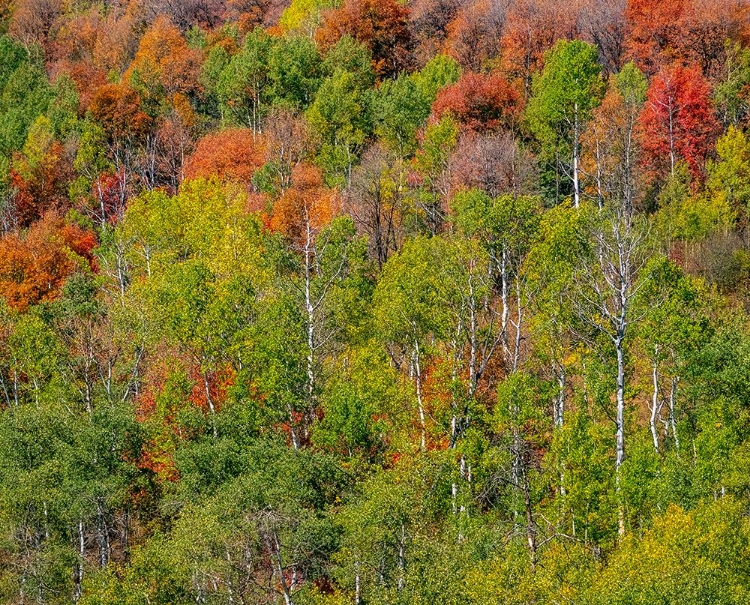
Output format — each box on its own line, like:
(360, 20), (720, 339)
(0, 0), (750, 602)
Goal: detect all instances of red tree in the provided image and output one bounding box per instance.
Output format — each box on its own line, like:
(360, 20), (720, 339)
(431, 72), (523, 133)
(624, 0), (747, 78)
(625, 0), (686, 74)
(638, 63), (720, 181)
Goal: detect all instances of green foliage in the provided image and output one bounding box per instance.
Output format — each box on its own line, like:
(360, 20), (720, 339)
(215, 28), (274, 129)
(268, 35), (323, 110)
(0, 36), (53, 167)
(526, 40), (604, 201)
(307, 69), (372, 185)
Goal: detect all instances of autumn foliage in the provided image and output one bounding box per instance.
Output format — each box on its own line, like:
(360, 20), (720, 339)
(639, 63), (720, 180)
(126, 15), (203, 99)
(184, 128), (266, 185)
(269, 163), (339, 244)
(317, 0), (412, 79)
(432, 72), (523, 132)
(89, 83), (153, 143)
(625, 0), (749, 77)
(0, 213), (96, 311)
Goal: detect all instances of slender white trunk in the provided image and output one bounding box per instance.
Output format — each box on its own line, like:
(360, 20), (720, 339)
(304, 210), (316, 439)
(615, 333), (626, 537)
(650, 347), (661, 454)
(413, 341), (426, 452)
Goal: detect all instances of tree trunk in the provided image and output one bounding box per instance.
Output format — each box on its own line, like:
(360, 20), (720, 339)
(413, 341), (426, 452)
(615, 334), (626, 537)
(650, 347), (661, 454)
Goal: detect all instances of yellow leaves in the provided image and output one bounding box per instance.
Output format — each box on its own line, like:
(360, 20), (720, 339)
(121, 178), (267, 283)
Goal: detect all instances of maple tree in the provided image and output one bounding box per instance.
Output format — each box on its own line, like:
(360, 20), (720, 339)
(638, 63), (720, 181)
(432, 71), (523, 133)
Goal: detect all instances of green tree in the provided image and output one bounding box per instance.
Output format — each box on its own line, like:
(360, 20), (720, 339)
(307, 70), (372, 187)
(526, 40), (604, 206)
(216, 28), (274, 132)
(268, 36), (323, 111)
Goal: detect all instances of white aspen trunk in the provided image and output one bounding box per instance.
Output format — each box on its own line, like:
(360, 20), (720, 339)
(523, 466), (536, 572)
(203, 371), (218, 438)
(615, 333), (626, 538)
(512, 279), (523, 373)
(355, 561), (361, 605)
(413, 341), (426, 452)
(500, 246), (510, 363)
(271, 531), (294, 605)
(468, 269), (477, 399)
(97, 501), (108, 568)
(304, 207), (316, 439)
(650, 347), (661, 454)
(668, 98), (676, 177)
(554, 361), (566, 429)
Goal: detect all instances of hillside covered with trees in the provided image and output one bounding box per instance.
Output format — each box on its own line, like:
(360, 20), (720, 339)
(1, 0), (750, 602)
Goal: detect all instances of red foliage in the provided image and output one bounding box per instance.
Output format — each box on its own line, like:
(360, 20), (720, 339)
(0, 213), (97, 312)
(625, 0), (686, 75)
(431, 72), (523, 133)
(638, 63), (720, 180)
(184, 128), (266, 185)
(317, 0), (412, 79)
(188, 366), (236, 415)
(625, 0), (748, 78)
